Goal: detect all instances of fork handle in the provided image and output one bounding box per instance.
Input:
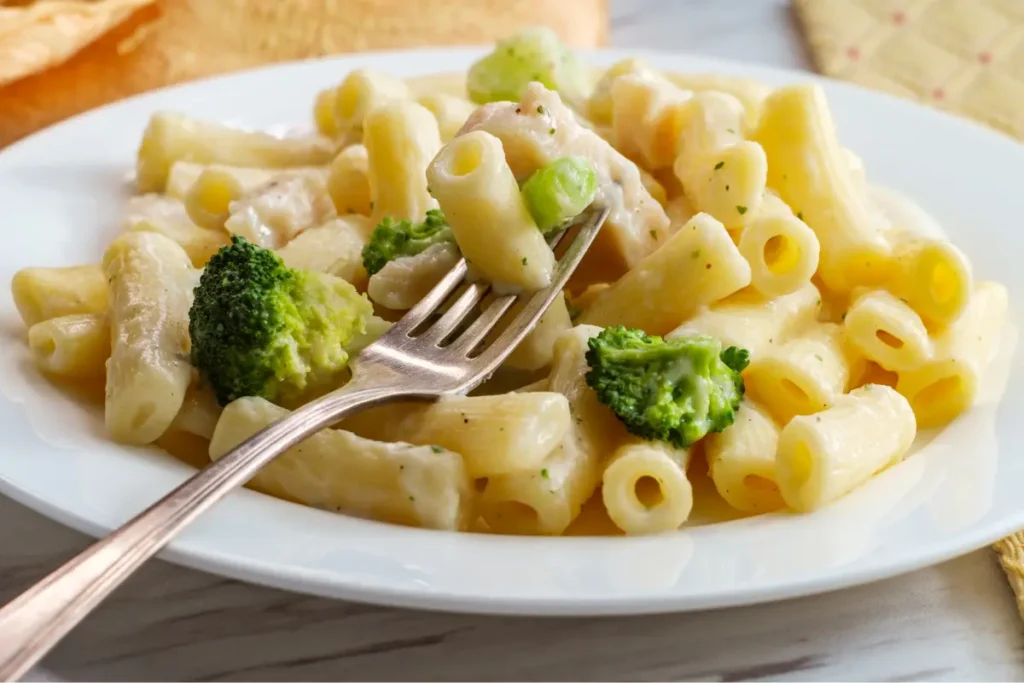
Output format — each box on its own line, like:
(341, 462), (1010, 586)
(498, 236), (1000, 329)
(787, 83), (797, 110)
(0, 380), (404, 682)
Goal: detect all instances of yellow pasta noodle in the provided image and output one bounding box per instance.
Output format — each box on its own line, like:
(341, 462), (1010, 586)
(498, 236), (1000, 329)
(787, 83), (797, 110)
(136, 112), (334, 193)
(581, 212), (751, 334)
(102, 232), (195, 445)
(674, 91), (768, 227)
(602, 438), (693, 535)
(387, 392), (571, 478)
(775, 385), (916, 512)
(11, 264), (108, 327)
(333, 69), (411, 144)
(184, 167), (245, 230)
(27, 313), (110, 381)
(897, 282), (1008, 427)
(313, 87), (340, 138)
(610, 73), (691, 170)
(480, 326), (625, 534)
(703, 400), (783, 514)
(738, 192), (820, 298)
(326, 144), (372, 216)
(364, 101), (441, 224)
(417, 93), (477, 142)
(744, 322), (861, 425)
(210, 397), (472, 531)
(754, 84), (890, 293)
(843, 289), (932, 372)
(886, 226), (972, 330)
(165, 162), (328, 200)
(668, 283), (821, 357)
(427, 130), (554, 292)
(123, 194), (229, 268)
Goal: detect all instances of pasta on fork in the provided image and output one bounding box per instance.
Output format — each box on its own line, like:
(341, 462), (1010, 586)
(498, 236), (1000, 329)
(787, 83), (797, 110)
(8, 26), (1009, 538)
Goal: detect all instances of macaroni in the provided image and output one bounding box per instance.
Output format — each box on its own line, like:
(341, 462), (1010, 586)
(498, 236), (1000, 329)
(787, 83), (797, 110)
(602, 438), (693, 535)
(897, 282), (1008, 427)
(776, 384), (916, 512)
(581, 212), (751, 334)
(427, 130), (555, 292)
(364, 101), (441, 223)
(210, 397), (473, 531)
(102, 232), (195, 445)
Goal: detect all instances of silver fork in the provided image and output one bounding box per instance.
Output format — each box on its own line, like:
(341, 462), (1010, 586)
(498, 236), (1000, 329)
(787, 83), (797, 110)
(0, 204), (609, 682)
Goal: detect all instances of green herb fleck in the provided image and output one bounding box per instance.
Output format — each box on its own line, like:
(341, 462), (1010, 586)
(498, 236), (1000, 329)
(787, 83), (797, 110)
(541, 468), (550, 479)
(814, 354), (823, 362)
(797, 211), (804, 220)
(691, 249), (701, 259)
(714, 161), (725, 170)
(736, 205), (748, 215)
(549, 127), (556, 135)
(521, 256), (528, 266)
(537, 105), (546, 114)
(727, 128), (736, 134)
(430, 445), (444, 453)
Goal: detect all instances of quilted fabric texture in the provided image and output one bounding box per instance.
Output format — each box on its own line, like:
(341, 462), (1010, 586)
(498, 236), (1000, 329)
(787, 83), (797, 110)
(794, 0), (1024, 622)
(794, 0), (1024, 140)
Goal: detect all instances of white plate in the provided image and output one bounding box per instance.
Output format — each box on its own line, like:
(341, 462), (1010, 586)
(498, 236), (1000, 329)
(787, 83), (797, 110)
(1, 48), (1022, 617)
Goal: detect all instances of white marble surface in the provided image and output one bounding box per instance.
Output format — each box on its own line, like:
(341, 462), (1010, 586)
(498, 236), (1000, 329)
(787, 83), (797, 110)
(4, 0), (1024, 680)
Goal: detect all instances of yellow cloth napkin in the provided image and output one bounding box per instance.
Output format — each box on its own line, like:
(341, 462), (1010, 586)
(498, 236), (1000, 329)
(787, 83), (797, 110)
(793, 0), (1024, 620)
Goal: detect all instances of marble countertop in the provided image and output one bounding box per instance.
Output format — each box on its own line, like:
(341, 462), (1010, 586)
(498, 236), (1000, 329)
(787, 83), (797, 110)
(4, 0), (1024, 680)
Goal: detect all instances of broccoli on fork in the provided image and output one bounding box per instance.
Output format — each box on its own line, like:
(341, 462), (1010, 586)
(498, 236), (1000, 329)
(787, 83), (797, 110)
(190, 236), (381, 406)
(585, 326), (750, 448)
(361, 208), (454, 276)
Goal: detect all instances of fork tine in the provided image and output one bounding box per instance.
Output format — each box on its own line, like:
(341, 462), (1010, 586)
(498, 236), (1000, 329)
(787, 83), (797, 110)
(418, 281), (491, 345)
(454, 204), (610, 360)
(386, 259), (468, 335)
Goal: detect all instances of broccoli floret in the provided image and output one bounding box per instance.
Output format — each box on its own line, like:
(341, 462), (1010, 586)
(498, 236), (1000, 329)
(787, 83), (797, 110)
(585, 326), (750, 448)
(361, 209), (453, 276)
(520, 157), (599, 234)
(190, 236), (379, 405)
(467, 27), (588, 105)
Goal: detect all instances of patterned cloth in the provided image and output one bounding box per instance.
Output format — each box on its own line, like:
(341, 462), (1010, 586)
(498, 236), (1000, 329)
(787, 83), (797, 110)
(794, 0), (1024, 622)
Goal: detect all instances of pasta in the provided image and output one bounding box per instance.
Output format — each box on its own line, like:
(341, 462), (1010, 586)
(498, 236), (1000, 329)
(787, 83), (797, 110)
(10, 33), (1009, 537)
(136, 112), (334, 193)
(102, 232), (195, 445)
(427, 130), (555, 291)
(610, 73), (691, 170)
(775, 384), (916, 512)
(12, 264), (108, 327)
(842, 289), (932, 372)
(703, 400), (783, 513)
(122, 194), (230, 268)
(673, 91), (768, 227)
(210, 397), (472, 531)
(744, 322), (862, 424)
(602, 438), (693, 535)
(165, 162), (328, 200)
(326, 144), (372, 216)
(480, 325), (626, 534)
(332, 69), (412, 145)
(27, 313), (110, 381)
(737, 192), (820, 298)
(364, 101), (441, 223)
(754, 84), (890, 293)
(668, 283), (821, 357)
(581, 212), (751, 334)
(897, 282), (1008, 427)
